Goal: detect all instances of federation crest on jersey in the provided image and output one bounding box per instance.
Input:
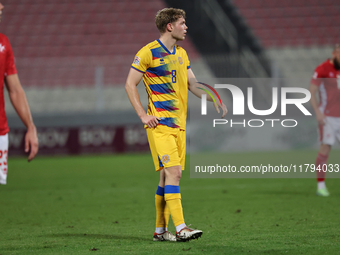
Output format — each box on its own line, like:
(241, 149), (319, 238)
(0, 44), (5, 53)
(178, 56), (183, 65)
(162, 154), (170, 164)
(133, 56), (141, 66)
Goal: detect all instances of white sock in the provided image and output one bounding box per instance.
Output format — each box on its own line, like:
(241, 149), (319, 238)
(155, 227), (166, 234)
(318, 181), (326, 190)
(176, 223), (186, 233)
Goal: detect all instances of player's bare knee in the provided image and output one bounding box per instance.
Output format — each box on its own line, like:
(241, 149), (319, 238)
(165, 165), (182, 182)
(175, 168), (182, 181)
(158, 169), (165, 186)
(320, 144), (331, 155)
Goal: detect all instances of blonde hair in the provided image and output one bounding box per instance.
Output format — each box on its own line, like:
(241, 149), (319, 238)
(155, 8), (186, 33)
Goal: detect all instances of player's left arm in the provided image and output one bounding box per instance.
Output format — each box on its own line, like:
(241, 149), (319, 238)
(187, 68), (227, 118)
(5, 74), (38, 161)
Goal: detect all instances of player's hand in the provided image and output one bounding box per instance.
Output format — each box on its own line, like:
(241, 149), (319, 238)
(141, 115), (160, 128)
(213, 102), (228, 118)
(220, 102), (228, 118)
(25, 126), (39, 162)
(316, 112), (326, 126)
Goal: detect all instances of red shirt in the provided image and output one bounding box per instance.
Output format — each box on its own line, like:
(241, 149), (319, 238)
(0, 33), (17, 135)
(311, 60), (340, 117)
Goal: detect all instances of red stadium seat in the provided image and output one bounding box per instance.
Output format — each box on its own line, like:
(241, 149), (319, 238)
(233, 0), (340, 48)
(0, 0), (200, 87)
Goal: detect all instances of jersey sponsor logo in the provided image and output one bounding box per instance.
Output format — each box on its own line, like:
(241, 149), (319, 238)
(162, 154), (170, 164)
(178, 56), (183, 65)
(0, 44), (5, 53)
(133, 56), (141, 66)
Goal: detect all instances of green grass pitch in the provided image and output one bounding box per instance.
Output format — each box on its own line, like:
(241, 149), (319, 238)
(0, 150), (339, 254)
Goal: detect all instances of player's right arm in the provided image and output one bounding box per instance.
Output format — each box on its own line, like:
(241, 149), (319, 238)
(125, 68), (159, 128)
(309, 83), (325, 126)
(3, 34), (38, 162)
(310, 65), (326, 126)
(187, 68), (227, 118)
(5, 74), (39, 161)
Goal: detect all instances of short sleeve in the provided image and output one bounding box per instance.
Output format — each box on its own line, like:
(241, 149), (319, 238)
(184, 51), (190, 69)
(4, 36), (17, 76)
(131, 46), (152, 73)
(310, 64), (324, 86)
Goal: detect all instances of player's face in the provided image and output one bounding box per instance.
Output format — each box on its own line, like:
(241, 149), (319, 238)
(171, 17), (187, 41)
(0, 3), (4, 22)
(332, 48), (340, 70)
(333, 48), (340, 62)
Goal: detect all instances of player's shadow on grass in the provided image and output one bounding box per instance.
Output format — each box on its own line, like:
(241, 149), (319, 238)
(46, 233), (150, 242)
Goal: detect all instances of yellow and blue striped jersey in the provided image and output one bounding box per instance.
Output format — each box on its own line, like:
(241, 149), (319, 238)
(131, 39), (190, 130)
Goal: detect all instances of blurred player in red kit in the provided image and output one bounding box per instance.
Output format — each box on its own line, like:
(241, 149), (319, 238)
(309, 44), (340, 196)
(0, 3), (39, 185)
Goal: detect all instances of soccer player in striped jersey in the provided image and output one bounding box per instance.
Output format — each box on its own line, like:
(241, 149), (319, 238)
(125, 8), (227, 241)
(0, 3), (39, 185)
(310, 44), (340, 196)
